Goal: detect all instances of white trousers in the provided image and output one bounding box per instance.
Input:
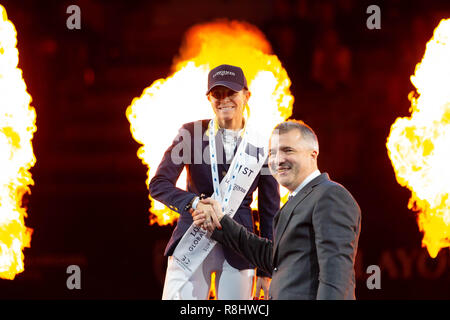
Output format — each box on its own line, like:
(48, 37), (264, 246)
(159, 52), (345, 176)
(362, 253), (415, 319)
(162, 244), (255, 300)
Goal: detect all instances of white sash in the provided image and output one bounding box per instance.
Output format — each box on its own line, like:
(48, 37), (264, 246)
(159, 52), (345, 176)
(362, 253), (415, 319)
(164, 119), (268, 299)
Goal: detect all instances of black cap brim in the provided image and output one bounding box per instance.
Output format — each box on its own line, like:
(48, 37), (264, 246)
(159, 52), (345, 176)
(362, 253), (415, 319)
(206, 81), (244, 95)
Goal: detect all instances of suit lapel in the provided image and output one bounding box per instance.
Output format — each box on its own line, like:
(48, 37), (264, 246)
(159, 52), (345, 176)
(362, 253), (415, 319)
(273, 187), (314, 248)
(204, 124), (228, 182)
(272, 198), (288, 228)
(272, 173), (330, 261)
(215, 129), (228, 182)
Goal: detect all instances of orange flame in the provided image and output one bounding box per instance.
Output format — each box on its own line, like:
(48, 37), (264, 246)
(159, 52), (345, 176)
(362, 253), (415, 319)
(208, 271), (270, 300)
(386, 18), (450, 258)
(127, 20), (293, 226)
(0, 5), (35, 279)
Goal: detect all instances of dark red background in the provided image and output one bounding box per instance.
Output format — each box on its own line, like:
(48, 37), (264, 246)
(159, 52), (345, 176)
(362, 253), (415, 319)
(1, 0), (449, 299)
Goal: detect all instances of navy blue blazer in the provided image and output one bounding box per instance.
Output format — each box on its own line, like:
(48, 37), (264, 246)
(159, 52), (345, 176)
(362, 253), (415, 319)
(149, 119), (280, 272)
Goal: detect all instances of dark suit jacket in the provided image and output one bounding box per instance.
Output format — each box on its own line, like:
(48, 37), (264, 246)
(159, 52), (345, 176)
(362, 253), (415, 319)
(149, 119), (280, 273)
(212, 173), (361, 299)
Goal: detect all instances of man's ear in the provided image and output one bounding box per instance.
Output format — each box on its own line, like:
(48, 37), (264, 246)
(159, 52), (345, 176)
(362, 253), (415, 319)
(311, 149), (318, 161)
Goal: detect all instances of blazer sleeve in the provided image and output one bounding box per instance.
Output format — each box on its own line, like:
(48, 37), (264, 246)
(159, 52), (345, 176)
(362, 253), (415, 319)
(313, 185), (361, 300)
(211, 215), (274, 275)
(257, 162), (280, 241)
(148, 124), (197, 214)
(255, 161), (279, 278)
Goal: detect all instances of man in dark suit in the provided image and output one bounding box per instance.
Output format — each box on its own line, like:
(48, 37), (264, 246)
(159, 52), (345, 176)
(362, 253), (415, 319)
(149, 64), (280, 299)
(194, 120), (361, 299)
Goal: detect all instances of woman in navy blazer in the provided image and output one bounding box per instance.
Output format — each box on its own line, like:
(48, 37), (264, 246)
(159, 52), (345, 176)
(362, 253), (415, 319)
(149, 64), (280, 299)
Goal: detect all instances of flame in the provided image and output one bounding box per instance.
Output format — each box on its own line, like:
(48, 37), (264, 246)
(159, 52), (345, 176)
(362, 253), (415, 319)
(127, 20), (293, 226)
(386, 18), (450, 258)
(0, 5), (35, 279)
(208, 271), (217, 300)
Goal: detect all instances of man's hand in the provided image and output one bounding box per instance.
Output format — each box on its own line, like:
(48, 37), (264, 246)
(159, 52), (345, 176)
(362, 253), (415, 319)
(192, 198), (223, 232)
(253, 276), (271, 300)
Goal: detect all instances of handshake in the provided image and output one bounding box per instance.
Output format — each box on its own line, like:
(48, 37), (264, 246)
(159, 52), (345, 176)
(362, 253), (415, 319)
(191, 198), (224, 232)
(191, 197), (272, 298)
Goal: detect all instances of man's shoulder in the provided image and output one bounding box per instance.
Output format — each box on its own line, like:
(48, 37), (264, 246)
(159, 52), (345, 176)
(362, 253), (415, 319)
(315, 178), (360, 214)
(315, 176), (356, 200)
(319, 178), (342, 191)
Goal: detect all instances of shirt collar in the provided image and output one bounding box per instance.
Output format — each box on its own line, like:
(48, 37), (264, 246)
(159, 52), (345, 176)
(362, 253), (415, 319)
(206, 118), (246, 137)
(289, 170), (321, 199)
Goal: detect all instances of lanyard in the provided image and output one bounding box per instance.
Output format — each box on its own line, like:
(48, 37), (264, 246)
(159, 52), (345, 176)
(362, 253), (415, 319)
(167, 119), (267, 298)
(209, 119), (248, 211)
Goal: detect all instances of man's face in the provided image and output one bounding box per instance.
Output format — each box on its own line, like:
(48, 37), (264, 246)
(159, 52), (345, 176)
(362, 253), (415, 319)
(268, 130), (317, 192)
(207, 86), (249, 123)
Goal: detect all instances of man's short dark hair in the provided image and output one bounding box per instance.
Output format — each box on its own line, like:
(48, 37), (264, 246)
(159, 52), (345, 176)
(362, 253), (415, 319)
(273, 120), (319, 152)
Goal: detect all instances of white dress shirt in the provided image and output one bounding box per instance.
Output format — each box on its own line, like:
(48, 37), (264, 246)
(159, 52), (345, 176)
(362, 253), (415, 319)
(192, 127), (242, 210)
(289, 170), (321, 200)
(221, 128), (243, 163)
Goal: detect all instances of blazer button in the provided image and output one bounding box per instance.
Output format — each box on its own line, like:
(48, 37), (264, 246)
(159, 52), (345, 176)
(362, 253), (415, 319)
(273, 267), (278, 272)
(222, 170), (227, 177)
